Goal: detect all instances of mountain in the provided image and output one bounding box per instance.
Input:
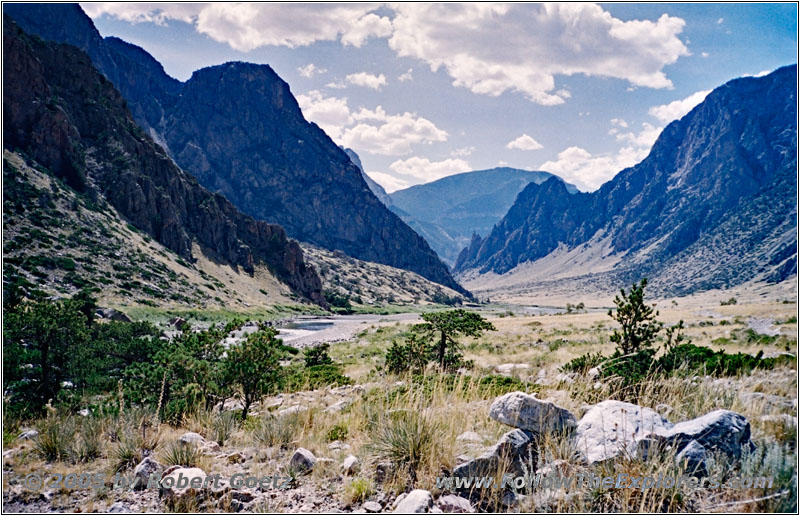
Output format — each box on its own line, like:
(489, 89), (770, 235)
(342, 147), (392, 206)
(3, 17), (324, 306)
(388, 168), (577, 265)
(455, 66), (797, 297)
(4, 3), (467, 297)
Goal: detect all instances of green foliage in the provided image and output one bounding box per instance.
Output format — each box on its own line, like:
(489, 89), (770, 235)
(160, 441), (199, 467)
(326, 423), (349, 442)
(343, 477), (375, 504)
(34, 416), (76, 462)
(369, 411), (438, 482)
(304, 343), (333, 367)
(282, 364), (352, 392)
(224, 329), (282, 420)
(111, 438), (142, 472)
(384, 333), (430, 374)
(608, 278), (662, 355)
(720, 297), (738, 306)
(657, 344), (781, 376)
(253, 413), (304, 448)
(211, 411), (239, 446)
(560, 351), (607, 374)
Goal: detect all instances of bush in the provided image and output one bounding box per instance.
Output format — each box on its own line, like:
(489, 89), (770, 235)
(560, 351), (606, 374)
(327, 423), (349, 442)
(304, 343), (333, 367)
(282, 364), (352, 392)
(34, 416), (76, 462)
(160, 441), (199, 467)
(211, 411), (239, 446)
(253, 413), (304, 448)
(369, 411), (439, 481)
(343, 477), (375, 504)
(657, 343), (779, 376)
(112, 438), (142, 472)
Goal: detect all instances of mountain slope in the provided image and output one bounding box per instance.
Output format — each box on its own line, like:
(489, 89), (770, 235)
(342, 147), (392, 206)
(389, 168), (577, 265)
(455, 66), (797, 297)
(3, 17), (324, 305)
(4, 3), (467, 296)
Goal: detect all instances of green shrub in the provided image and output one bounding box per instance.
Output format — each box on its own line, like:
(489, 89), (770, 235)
(343, 477), (375, 504)
(282, 364), (351, 392)
(304, 343), (333, 367)
(253, 413), (304, 448)
(34, 417), (76, 462)
(160, 442), (199, 467)
(560, 351), (606, 374)
(112, 438), (143, 472)
(326, 423), (349, 442)
(211, 411), (239, 446)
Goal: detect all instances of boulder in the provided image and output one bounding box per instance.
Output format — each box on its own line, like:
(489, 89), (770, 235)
(660, 409), (752, 459)
(178, 432), (206, 445)
(325, 399), (352, 413)
(342, 454), (359, 475)
(495, 363), (530, 376)
(675, 440), (707, 477)
(96, 307), (132, 322)
(18, 429), (38, 440)
(289, 448), (316, 473)
(394, 489), (433, 513)
(453, 429), (536, 479)
(489, 391), (576, 434)
(132, 457), (162, 491)
(169, 316), (187, 329)
(574, 400), (673, 463)
(436, 494), (474, 513)
(159, 467), (207, 504)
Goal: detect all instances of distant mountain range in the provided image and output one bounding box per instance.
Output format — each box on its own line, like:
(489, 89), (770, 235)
(387, 168), (577, 266)
(4, 3), (467, 296)
(3, 17), (324, 305)
(455, 65), (797, 297)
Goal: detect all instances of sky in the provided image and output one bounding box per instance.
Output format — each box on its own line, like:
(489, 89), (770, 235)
(82, 3), (798, 193)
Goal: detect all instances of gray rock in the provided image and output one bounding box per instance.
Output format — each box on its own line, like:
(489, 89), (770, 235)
(660, 409), (752, 459)
(342, 454), (359, 475)
(108, 501), (132, 513)
(489, 391), (576, 434)
(363, 501), (382, 512)
(394, 489), (433, 513)
(436, 494), (474, 513)
(18, 429), (38, 440)
(96, 307), (133, 322)
(453, 429), (536, 479)
(159, 467), (207, 504)
(675, 440), (707, 477)
(289, 448), (316, 473)
(456, 431), (482, 443)
(132, 456), (162, 491)
(574, 400), (673, 464)
(375, 462), (394, 483)
(178, 432), (206, 445)
(325, 399), (352, 413)
(495, 363), (530, 376)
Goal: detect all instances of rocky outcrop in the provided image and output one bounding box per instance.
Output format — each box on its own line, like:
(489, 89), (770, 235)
(3, 18), (325, 306)
(658, 409), (753, 459)
(455, 66), (797, 296)
(453, 429), (537, 479)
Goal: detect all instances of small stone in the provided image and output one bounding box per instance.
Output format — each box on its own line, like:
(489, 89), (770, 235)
(179, 432), (206, 445)
(132, 456), (162, 491)
(289, 448), (316, 473)
(363, 501), (382, 512)
(325, 399), (352, 413)
(456, 431), (482, 443)
(342, 454), (360, 475)
(436, 494), (474, 513)
(393, 489), (432, 513)
(226, 451), (246, 464)
(495, 363), (530, 376)
(375, 462), (394, 483)
(160, 467), (207, 505)
(107, 502), (131, 513)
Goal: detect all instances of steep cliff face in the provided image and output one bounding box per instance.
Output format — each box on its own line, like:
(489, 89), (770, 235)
(3, 18), (324, 305)
(4, 3), (467, 296)
(456, 66), (797, 295)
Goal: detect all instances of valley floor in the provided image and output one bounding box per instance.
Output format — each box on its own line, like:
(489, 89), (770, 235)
(3, 290), (797, 513)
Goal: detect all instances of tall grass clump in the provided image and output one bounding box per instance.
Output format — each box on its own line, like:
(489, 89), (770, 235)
(253, 413), (304, 448)
(34, 416), (76, 462)
(159, 441), (199, 467)
(369, 410), (439, 483)
(211, 411), (239, 446)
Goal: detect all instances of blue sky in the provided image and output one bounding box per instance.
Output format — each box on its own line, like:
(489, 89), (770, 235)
(82, 3), (797, 192)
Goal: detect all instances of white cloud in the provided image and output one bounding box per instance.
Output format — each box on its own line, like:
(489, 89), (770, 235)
(345, 72), (387, 90)
(451, 146), (476, 157)
(83, 3), (391, 51)
(541, 119), (661, 191)
(701, 52), (710, 58)
(398, 68), (414, 82)
(648, 90), (711, 123)
(296, 93), (448, 156)
(298, 63), (326, 78)
(296, 90), (353, 140)
(389, 156), (470, 183)
(388, 4), (688, 104)
(753, 69), (771, 78)
(368, 171), (412, 193)
(506, 134), (544, 151)
(540, 145), (651, 192)
(717, 17), (724, 24)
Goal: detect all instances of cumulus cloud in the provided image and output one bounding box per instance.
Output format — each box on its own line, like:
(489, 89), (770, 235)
(388, 3), (689, 104)
(451, 146), (475, 157)
(345, 72), (387, 90)
(368, 171), (413, 193)
(296, 92), (447, 156)
(388, 156), (470, 183)
(648, 89), (711, 123)
(297, 63), (326, 78)
(82, 3), (391, 51)
(398, 68), (414, 82)
(542, 120), (662, 191)
(506, 134), (544, 151)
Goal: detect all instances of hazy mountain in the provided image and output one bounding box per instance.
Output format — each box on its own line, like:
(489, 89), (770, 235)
(3, 17), (325, 305)
(5, 3), (467, 296)
(341, 147), (392, 206)
(455, 66), (797, 296)
(389, 168), (577, 265)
